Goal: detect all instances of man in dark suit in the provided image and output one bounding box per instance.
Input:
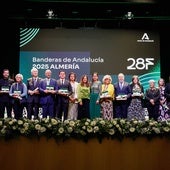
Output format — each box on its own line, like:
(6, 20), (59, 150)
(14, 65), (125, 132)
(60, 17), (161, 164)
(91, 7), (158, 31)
(39, 69), (58, 118)
(56, 70), (72, 120)
(0, 69), (14, 118)
(26, 68), (41, 119)
(114, 73), (131, 118)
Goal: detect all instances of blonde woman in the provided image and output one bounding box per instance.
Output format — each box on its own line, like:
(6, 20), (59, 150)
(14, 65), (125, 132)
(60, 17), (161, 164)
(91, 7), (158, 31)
(98, 75), (114, 120)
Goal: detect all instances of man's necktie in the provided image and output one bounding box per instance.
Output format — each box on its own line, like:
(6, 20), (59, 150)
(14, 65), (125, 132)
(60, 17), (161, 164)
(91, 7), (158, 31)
(47, 79), (50, 86)
(120, 82), (123, 89)
(33, 78), (37, 87)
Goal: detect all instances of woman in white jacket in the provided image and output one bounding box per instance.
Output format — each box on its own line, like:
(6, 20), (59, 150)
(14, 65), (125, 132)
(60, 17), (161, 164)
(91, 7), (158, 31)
(67, 72), (79, 120)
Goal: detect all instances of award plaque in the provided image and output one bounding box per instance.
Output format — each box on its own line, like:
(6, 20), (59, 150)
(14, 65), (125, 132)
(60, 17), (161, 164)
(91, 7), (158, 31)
(116, 95), (127, 100)
(132, 92), (142, 97)
(99, 91), (112, 103)
(58, 89), (69, 95)
(46, 86), (54, 90)
(1, 86), (9, 93)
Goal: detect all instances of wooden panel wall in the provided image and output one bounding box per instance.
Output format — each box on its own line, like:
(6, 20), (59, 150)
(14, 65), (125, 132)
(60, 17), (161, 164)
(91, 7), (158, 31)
(0, 137), (170, 170)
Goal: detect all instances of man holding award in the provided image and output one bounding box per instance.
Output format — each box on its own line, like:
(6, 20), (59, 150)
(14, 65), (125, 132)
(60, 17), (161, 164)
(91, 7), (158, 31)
(26, 68), (42, 120)
(39, 69), (58, 118)
(56, 70), (72, 121)
(114, 73), (131, 118)
(0, 69), (14, 118)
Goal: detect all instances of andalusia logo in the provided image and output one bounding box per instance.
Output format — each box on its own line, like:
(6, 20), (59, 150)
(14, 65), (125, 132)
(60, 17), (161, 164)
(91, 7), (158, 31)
(137, 33), (154, 42)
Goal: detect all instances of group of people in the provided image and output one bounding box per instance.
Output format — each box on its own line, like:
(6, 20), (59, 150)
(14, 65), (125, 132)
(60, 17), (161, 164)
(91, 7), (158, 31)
(0, 68), (170, 122)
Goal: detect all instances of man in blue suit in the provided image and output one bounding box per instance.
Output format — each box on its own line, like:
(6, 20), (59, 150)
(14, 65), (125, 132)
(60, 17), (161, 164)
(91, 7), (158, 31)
(26, 68), (42, 120)
(39, 69), (58, 118)
(114, 73), (131, 118)
(56, 70), (72, 120)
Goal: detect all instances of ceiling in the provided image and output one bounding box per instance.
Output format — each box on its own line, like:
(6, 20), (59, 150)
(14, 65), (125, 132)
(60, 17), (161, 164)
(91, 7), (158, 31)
(8, 0), (170, 29)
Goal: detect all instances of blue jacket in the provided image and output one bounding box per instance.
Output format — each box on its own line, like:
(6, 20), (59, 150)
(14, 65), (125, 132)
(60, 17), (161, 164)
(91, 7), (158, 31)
(38, 78), (58, 105)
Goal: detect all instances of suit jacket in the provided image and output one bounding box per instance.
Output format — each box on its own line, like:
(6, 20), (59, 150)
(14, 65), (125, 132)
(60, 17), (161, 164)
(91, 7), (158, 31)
(39, 78), (58, 105)
(145, 88), (160, 104)
(0, 78), (14, 102)
(56, 79), (72, 104)
(27, 77), (41, 103)
(114, 81), (131, 99)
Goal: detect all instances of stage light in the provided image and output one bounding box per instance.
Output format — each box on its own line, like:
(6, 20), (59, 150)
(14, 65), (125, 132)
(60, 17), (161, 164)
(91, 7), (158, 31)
(124, 11), (134, 20)
(47, 9), (54, 19)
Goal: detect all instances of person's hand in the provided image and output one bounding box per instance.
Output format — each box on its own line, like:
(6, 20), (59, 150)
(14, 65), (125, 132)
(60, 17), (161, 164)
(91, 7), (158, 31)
(150, 99), (155, 105)
(96, 100), (99, 104)
(28, 90), (34, 95)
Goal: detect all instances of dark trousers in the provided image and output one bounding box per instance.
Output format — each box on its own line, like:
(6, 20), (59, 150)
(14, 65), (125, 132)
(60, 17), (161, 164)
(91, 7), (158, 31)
(27, 102), (40, 119)
(41, 103), (55, 118)
(13, 100), (25, 120)
(146, 103), (159, 120)
(0, 102), (12, 118)
(56, 102), (69, 120)
(78, 99), (90, 120)
(115, 101), (128, 118)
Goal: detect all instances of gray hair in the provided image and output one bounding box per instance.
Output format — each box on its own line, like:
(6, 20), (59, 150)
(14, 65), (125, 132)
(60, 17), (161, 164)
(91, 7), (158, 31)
(148, 79), (155, 83)
(15, 73), (23, 80)
(31, 67), (38, 73)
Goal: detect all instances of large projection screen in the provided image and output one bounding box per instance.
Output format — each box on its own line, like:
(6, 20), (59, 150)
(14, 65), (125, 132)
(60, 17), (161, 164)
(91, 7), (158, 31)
(20, 28), (160, 91)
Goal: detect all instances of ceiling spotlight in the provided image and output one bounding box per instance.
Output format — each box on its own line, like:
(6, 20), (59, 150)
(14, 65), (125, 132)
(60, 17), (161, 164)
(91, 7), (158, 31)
(47, 9), (54, 19)
(124, 11), (134, 20)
